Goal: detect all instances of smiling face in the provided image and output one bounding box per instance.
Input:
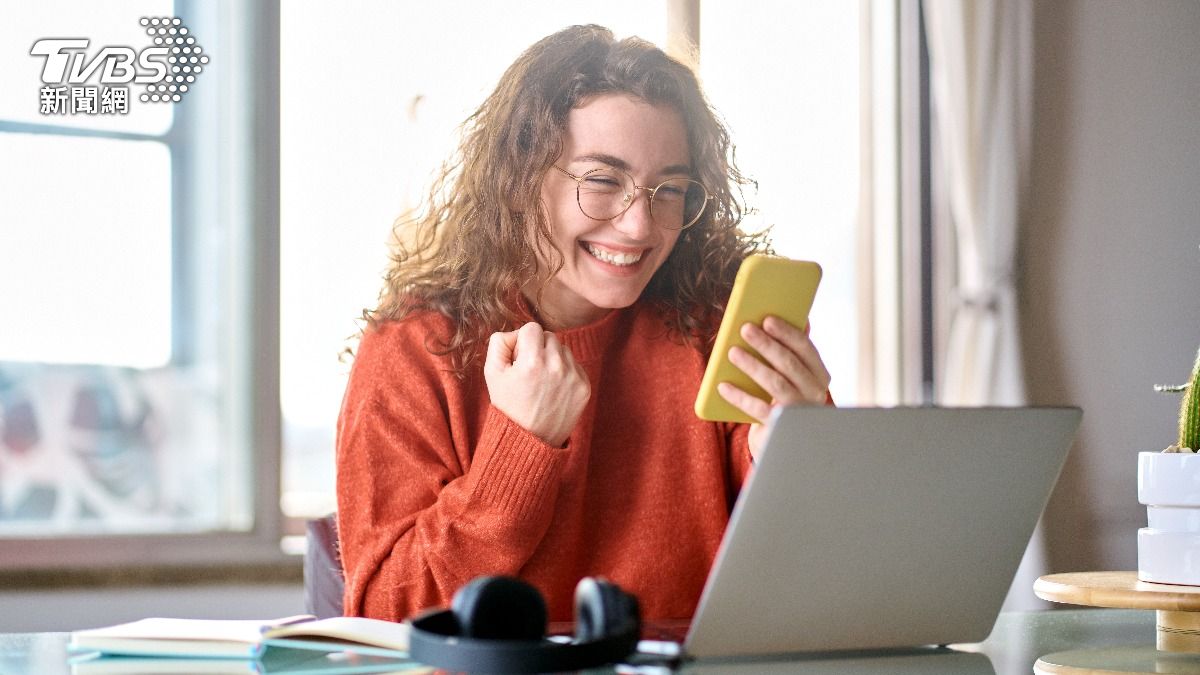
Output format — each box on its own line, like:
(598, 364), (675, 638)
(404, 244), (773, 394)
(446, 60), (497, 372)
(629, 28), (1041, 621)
(530, 94), (691, 330)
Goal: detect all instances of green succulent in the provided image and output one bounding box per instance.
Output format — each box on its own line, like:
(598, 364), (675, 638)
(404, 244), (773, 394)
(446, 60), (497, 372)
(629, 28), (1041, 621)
(1156, 346), (1200, 452)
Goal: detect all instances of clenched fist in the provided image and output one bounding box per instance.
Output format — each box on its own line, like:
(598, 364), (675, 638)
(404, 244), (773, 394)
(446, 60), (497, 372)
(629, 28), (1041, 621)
(484, 322), (591, 448)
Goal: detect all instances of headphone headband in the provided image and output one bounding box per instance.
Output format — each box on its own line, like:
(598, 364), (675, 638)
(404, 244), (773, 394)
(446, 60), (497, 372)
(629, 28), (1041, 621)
(410, 609), (638, 673)
(407, 576), (641, 674)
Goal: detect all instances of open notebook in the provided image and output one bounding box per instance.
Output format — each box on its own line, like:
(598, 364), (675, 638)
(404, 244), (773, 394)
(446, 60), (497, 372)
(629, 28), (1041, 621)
(68, 615), (411, 660)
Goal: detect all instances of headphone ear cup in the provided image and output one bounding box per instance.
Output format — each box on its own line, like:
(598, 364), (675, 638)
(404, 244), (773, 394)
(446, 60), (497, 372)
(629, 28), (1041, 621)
(574, 577), (636, 643)
(451, 575), (547, 641)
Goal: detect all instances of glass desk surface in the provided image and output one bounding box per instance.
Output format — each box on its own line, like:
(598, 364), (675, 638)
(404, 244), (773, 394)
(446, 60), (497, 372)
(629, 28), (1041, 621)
(0, 609), (1171, 674)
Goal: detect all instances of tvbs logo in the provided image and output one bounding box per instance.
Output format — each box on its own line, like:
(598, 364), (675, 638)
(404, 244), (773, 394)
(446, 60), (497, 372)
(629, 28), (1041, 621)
(31, 17), (207, 115)
(31, 39), (170, 85)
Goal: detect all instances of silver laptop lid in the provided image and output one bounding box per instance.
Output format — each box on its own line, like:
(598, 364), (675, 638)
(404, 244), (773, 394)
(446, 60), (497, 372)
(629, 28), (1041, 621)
(686, 406), (1081, 659)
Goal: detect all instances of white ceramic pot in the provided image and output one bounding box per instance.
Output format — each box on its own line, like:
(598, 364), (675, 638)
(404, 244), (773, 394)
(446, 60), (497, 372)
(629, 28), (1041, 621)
(1138, 451), (1200, 585)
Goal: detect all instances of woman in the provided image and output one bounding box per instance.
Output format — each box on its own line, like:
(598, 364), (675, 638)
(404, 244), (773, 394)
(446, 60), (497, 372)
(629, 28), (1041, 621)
(337, 24), (831, 623)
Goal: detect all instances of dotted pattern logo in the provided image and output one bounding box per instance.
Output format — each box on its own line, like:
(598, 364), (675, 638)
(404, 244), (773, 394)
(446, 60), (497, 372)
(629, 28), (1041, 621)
(138, 17), (207, 103)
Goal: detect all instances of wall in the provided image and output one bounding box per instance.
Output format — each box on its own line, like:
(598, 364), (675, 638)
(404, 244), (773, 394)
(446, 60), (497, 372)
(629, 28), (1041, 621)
(1025, 0), (1200, 574)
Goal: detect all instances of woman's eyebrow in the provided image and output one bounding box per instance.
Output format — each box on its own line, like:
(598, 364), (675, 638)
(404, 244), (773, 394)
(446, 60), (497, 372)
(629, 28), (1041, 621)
(573, 153), (631, 170)
(659, 163), (693, 177)
(572, 153), (693, 177)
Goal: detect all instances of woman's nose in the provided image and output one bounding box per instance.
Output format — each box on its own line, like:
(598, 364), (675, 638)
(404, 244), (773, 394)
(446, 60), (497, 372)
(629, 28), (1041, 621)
(612, 188), (655, 239)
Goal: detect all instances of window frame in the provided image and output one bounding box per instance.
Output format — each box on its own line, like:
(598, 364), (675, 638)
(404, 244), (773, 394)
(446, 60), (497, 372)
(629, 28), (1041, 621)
(0, 0), (290, 572)
(859, 0), (931, 406)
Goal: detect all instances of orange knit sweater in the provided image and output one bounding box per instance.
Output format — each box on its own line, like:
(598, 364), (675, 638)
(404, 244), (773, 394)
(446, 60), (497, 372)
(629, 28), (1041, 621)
(336, 301), (754, 623)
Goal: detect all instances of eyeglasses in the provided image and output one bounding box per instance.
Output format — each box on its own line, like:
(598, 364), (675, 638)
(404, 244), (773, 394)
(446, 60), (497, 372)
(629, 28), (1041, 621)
(553, 165), (712, 231)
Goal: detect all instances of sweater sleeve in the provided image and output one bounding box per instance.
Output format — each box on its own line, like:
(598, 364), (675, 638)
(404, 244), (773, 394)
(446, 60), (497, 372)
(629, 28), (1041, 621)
(336, 320), (568, 621)
(726, 422), (754, 491)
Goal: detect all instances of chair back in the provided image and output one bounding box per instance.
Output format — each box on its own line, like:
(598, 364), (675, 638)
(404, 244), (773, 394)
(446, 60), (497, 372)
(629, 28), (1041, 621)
(304, 513), (345, 618)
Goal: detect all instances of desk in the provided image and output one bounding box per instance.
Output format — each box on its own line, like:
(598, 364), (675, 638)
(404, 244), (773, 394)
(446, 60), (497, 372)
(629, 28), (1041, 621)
(0, 609), (1164, 674)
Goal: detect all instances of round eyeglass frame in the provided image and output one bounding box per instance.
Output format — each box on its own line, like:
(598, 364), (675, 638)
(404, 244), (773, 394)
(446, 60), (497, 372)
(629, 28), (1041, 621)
(553, 165), (713, 231)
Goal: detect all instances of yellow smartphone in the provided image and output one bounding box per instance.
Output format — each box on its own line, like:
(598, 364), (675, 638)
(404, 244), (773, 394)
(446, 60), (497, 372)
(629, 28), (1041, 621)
(694, 255), (822, 424)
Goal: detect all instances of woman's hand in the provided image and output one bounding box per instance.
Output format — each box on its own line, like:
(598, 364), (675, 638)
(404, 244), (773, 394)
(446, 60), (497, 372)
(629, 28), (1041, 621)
(484, 322), (591, 448)
(716, 315), (832, 460)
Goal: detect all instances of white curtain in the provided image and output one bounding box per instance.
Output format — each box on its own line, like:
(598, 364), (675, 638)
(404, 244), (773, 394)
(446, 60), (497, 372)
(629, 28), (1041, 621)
(925, 0), (1031, 406)
(923, 0), (1040, 609)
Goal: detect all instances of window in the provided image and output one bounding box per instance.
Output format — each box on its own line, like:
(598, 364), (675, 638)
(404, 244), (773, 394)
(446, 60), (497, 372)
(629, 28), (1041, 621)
(700, 2), (861, 404)
(0, 1), (283, 567)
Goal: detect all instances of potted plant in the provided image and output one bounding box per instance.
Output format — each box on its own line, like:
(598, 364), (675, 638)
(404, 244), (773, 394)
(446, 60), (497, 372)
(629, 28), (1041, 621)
(1138, 345), (1200, 584)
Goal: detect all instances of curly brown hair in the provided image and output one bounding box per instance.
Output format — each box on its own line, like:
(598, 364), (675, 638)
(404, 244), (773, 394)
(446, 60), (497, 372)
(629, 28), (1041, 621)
(364, 24), (770, 374)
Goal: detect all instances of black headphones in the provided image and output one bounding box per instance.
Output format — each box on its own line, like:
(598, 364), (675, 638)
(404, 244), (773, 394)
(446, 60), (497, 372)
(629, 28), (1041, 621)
(408, 575), (641, 673)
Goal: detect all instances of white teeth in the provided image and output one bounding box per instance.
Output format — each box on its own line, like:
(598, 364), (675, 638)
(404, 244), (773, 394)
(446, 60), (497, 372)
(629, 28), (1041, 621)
(585, 243), (643, 266)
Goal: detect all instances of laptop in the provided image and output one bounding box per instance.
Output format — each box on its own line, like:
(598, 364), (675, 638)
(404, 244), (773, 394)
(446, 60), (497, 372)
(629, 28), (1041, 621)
(681, 406), (1081, 660)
